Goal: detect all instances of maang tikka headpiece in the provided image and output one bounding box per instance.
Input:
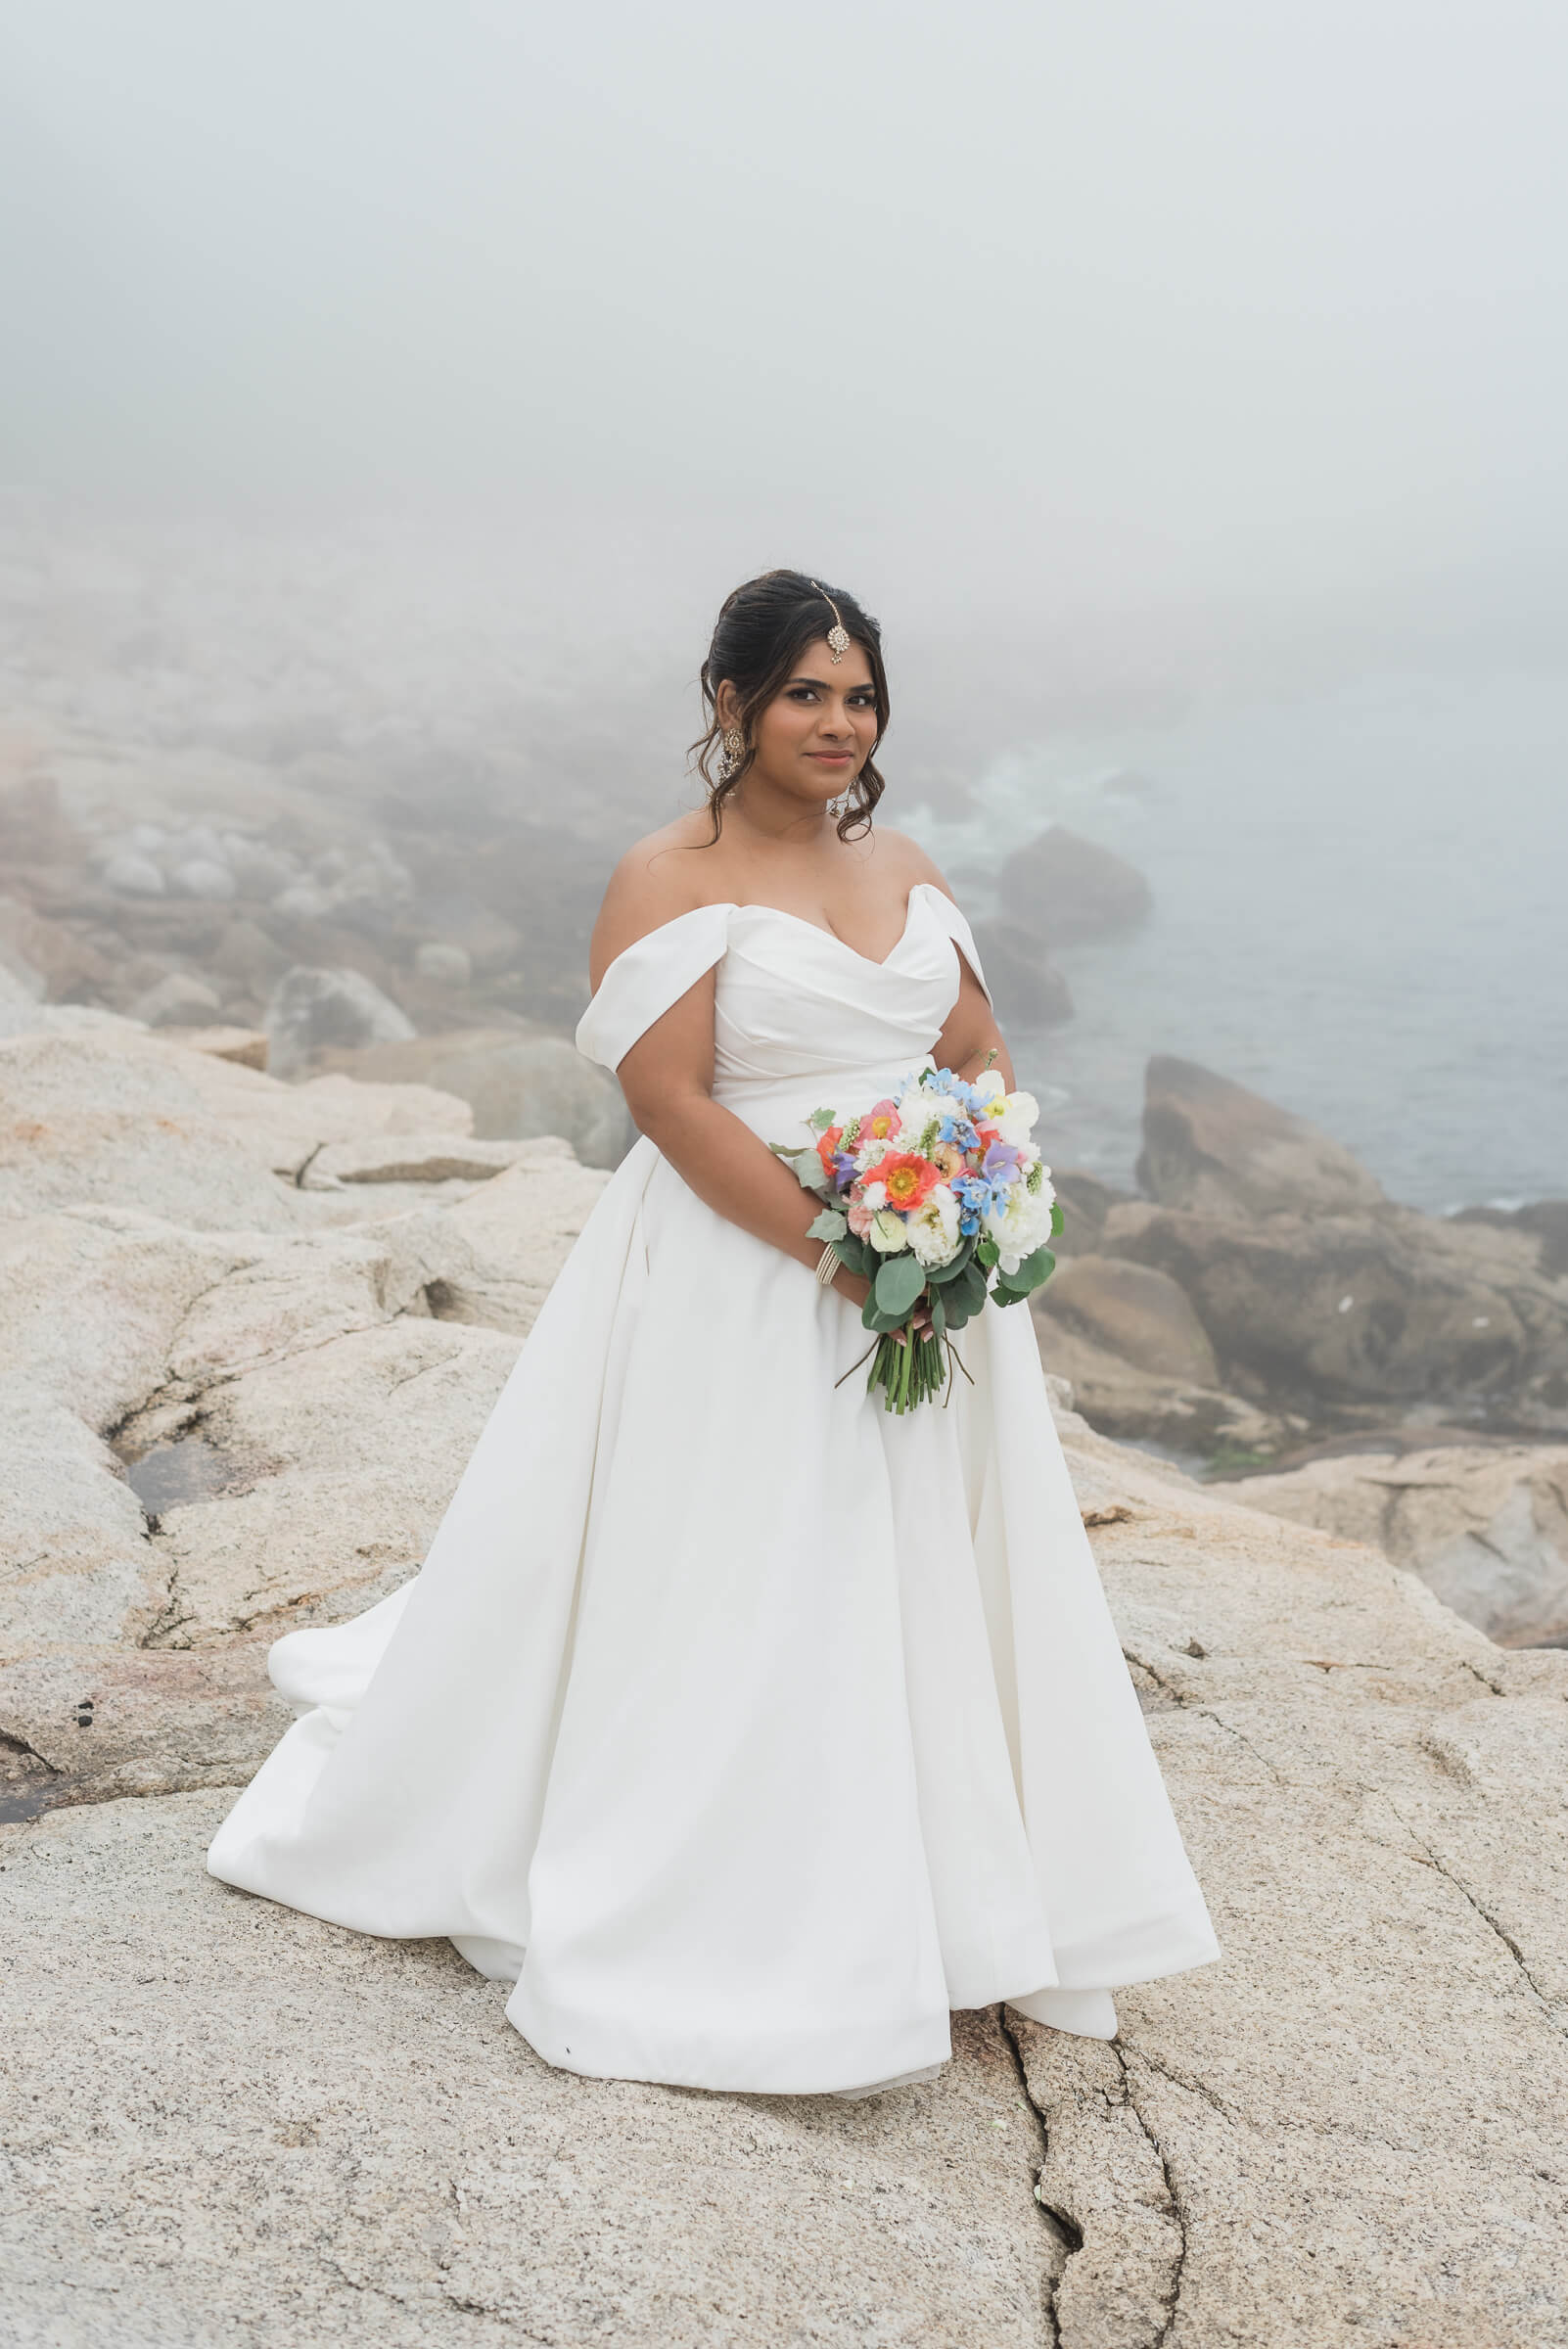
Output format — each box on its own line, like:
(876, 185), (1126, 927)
(808, 580), (852, 664)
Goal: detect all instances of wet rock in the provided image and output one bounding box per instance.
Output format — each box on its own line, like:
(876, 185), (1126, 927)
(1231, 1443), (1568, 1647)
(997, 823), (1153, 944)
(1136, 1054), (1386, 1220)
(969, 919), (1074, 1027)
(263, 964), (415, 1079)
(129, 971), (223, 1027)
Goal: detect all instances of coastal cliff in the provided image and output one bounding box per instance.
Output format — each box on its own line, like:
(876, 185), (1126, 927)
(4, 1013), (1566, 2347)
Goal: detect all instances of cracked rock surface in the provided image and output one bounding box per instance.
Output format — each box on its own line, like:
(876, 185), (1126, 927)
(4, 1015), (1568, 2345)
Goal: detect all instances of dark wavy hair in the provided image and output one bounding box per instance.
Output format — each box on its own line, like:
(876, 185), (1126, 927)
(689, 569), (890, 843)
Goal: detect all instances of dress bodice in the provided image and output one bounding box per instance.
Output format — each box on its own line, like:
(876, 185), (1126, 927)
(575, 883), (991, 1140)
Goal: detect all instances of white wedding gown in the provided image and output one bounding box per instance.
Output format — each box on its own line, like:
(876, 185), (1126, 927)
(208, 884), (1218, 2095)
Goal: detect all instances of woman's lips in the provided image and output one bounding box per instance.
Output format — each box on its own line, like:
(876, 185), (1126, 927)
(807, 751), (854, 763)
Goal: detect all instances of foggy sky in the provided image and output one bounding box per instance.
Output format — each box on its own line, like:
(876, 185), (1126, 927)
(3, 1), (1566, 673)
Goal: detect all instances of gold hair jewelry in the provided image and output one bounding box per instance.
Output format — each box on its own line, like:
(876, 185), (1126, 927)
(808, 580), (851, 664)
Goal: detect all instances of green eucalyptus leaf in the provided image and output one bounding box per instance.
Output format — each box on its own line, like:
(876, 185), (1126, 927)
(975, 1234), (1000, 1269)
(790, 1149), (828, 1190)
(996, 1245), (1054, 1294)
(955, 1263), (989, 1313)
(807, 1207), (848, 1242)
(1050, 1200), (1065, 1236)
(806, 1108), (838, 1132)
(832, 1233), (871, 1277)
(873, 1253), (928, 1318)
(924, 1244), (972, 1285)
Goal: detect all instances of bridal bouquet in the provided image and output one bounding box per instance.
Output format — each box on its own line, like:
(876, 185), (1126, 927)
(773, 1064), (1062, 1412)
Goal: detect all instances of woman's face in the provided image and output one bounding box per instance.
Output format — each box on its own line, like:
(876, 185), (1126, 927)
(728, 638), (880, 811)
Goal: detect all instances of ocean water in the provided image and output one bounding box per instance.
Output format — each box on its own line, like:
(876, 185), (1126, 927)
(904, 672), (1568, 1214)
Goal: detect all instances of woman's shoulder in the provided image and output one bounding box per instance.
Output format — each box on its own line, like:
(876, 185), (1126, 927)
(857, 824), (959, 902)
(588, 815), (731, 990)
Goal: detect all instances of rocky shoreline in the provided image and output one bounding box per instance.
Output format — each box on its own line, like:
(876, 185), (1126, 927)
(1032, 1054), (1568, 1648)
(4, 1003), (1567, 2345)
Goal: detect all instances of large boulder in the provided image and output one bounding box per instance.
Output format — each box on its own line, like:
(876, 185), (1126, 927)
(318, 1028), (633, 1171)
(1232, 1444), (1568, 1648)
(969, 920), (1074, 1028)
(263, 964), (415, 1079)
(129, 970), (223, 1028)
(997, 824), (1152, 945)
(1033, 1257), (1286, 1456)
(1100, 1194), (1568, 1429)
(8, 1397), (1568, 2340)
(1038, 1254), (1220, 1385)
(0, 1031), (300, 1232)
(1047, 1167), (1131, 1259)
(0, 1017), (609, 1811)
(1135, 1055), (1386, 1220)
(4, 920), (1568, 2333)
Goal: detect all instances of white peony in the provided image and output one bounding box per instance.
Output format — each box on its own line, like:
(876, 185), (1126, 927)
(972, 1069), (1006, 1105)
(894, 1086), (938, 1149)
(869, 1208), (908, 1254)
(991, 1088), (1040, 1147)
(907, 1182), (962, 1269)
(983, 1179), (1053, 1275)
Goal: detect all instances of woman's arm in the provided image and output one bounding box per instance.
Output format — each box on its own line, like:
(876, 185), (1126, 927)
(591, 852), (872, 1306)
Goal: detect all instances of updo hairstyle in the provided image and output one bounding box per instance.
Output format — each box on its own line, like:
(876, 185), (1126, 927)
(689, 568), (890, 842)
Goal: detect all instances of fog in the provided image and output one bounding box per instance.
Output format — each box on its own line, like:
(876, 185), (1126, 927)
(6, 1), (1566, 667)
(3, 2), (1566, 1204)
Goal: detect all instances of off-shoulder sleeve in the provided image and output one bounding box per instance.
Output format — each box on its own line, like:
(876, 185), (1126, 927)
(917, 885), (992, 1006)
(575, 903), (736, 1073)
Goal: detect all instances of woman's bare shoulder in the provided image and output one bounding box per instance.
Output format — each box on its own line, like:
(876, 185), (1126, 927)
(863, 824), (960, 901)
(589, 813), (728, 988)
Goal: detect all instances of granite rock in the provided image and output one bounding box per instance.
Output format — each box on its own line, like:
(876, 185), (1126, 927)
(4, 1009), (1568, 2346)
(998, 824), (1153, 945)
(1229, 1442), (1568, 1647)
(1135, 1054), (1386, 1221)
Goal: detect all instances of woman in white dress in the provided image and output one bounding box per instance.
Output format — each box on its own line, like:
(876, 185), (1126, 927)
(208, 569), (1219, 2097)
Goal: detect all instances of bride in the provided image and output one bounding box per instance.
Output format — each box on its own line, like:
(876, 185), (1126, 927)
(208, 568), (1219, 2097)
